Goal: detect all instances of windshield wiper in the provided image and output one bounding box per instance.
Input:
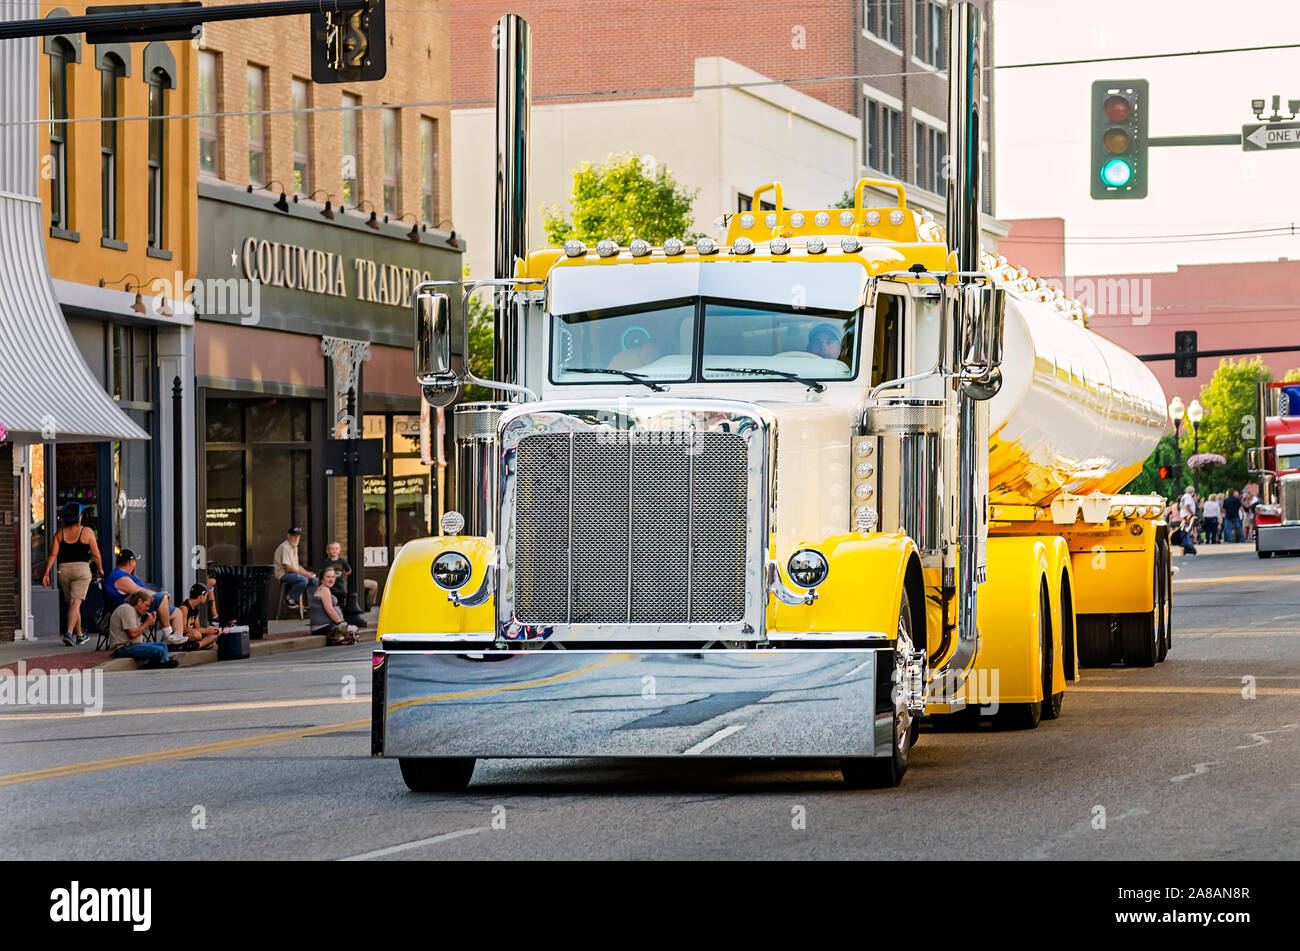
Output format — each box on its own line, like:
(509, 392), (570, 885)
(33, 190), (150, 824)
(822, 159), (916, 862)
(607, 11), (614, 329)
(707, 367), (826, 393)
(561, 367), (667, 392)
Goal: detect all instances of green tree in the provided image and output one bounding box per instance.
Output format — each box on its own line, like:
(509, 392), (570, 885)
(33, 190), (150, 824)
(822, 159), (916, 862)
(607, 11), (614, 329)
(1181, 356), (1273, 494)
(1284, 367), (1300, 383)
(459, 264), (495, 403)
(543, 152), (699, 246)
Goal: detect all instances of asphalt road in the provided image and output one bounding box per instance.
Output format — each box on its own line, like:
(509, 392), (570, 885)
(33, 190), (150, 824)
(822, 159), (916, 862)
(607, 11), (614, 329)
(2, 542), (1297, 860)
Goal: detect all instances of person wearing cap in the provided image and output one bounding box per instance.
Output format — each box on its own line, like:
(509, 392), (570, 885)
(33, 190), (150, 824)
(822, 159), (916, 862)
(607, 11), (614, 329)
(108, 590), (177, 669)
(104, 550), (176, 642)
(274, 527), (316, 608)
(41, 502), (104, 646)
(807, 324), (843, 360)
(170, 584), (222, 650)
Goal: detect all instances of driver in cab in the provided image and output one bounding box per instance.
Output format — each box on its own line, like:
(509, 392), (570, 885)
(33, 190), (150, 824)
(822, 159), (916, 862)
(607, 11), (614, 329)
(807, 325), (842, 360)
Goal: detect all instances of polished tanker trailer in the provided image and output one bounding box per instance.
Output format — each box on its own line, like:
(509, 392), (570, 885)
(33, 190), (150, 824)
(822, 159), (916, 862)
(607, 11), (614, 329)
(370, 4), (1171, 791)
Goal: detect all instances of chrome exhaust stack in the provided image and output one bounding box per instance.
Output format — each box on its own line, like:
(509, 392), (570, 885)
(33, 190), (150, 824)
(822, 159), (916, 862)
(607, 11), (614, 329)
(493, 13), (531, 386)
(945, 1), (989, 677)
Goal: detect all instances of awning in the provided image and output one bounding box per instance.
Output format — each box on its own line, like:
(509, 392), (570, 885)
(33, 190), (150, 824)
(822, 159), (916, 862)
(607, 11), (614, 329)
(0, 9), (147, 445)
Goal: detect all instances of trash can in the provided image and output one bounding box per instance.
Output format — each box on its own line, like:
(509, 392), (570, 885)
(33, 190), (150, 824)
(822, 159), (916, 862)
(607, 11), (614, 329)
(209, 565), (274, 640)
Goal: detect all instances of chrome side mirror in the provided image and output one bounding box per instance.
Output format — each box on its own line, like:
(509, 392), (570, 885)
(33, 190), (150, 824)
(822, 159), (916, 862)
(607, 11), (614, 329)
(958, 284), (1005, 400)
(415, 292), (459, 407)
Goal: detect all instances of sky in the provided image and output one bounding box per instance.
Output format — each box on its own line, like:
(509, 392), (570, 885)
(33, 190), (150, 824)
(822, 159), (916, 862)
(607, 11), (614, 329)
(992, 0), (1300, 275)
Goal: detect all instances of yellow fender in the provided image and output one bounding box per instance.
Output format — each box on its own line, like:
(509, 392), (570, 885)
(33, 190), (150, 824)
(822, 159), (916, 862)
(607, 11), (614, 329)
(974, 536), (1054, 705)
(1042, 536), (1079, 687)
(376, 535), (495, 639)
(772, 532), (922, 642)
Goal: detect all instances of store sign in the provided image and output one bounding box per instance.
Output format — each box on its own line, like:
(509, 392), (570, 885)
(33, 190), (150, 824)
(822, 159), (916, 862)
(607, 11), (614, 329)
(237, 237), (433, 309)
(198, 183), (463, 348)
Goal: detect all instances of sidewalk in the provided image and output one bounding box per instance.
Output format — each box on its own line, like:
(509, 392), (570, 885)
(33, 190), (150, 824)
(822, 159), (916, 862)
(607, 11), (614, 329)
(0, 611), (378, 675)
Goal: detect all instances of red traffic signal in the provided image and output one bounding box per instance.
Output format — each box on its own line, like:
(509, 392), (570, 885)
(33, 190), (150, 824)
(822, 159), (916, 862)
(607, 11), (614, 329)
(1158, 465), (1169, 480)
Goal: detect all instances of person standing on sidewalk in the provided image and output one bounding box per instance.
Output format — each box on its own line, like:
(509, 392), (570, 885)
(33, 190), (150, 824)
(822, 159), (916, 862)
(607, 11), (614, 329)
(40, 502), (104, 646)
(108, 591), (177, 668)
(1202, 493), (1221, 544)
(1221, 489), (1244, 543)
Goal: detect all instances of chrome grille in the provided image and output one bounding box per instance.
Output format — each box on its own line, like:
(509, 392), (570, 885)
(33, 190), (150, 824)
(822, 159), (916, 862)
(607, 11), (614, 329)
(1281, 476), (1300, 524)
(512, 431), (748, 624)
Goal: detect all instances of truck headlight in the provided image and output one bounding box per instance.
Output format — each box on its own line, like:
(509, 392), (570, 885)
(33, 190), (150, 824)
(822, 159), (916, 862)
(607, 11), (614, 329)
(432, 552), (473, 590)
(787, 549), (829, 588)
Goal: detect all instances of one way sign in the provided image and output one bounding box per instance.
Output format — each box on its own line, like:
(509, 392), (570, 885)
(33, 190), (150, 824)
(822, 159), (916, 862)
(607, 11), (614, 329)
(1242, 121), (1300, 151)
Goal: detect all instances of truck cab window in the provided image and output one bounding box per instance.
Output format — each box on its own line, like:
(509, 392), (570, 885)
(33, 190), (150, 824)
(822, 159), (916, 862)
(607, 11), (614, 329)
(870, 292), (905, 390)
(551, 301), (694, 384)
(700, 301), (859, 382)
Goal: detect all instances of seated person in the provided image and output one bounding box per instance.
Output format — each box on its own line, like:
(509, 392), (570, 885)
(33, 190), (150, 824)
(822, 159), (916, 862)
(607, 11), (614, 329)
(321, 542), (379, 610)
(274, 527), (317, 608)
(170, 583), (222, 650)
(310, 568), (358, 641)
(108, 591), (177, 669)
(607, 336), (667, 372)
(201, 573), (221, 627)
(105, 549), (175, 642)
(807, 324), (843, 360)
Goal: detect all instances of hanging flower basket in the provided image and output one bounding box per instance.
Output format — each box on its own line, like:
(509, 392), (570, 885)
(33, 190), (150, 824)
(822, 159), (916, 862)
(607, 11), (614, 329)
(1186, 453), (1227, 471)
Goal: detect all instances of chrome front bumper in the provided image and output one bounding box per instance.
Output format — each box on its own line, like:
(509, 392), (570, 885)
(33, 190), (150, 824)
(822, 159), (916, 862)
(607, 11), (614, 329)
(373, 646), (894, 759)
(1256, 524), (1300, 553)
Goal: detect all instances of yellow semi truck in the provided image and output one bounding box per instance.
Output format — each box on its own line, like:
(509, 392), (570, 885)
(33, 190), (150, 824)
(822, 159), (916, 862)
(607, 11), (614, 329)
(370, 4), (1170, 790)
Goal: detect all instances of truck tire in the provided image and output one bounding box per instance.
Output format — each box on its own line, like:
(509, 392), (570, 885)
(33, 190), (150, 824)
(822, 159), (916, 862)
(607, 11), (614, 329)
(1156, 542), (1171, 662)
(399, 757), (476, 792)
(1041, 585), (1064, 720)
(841, 588), (914, 788)
(1076, 615), (1112, 667)
(996, 585), (1050, 729)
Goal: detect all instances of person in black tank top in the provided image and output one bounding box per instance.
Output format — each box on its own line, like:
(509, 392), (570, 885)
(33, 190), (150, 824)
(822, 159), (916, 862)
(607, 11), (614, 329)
(42, 502), (104, 646)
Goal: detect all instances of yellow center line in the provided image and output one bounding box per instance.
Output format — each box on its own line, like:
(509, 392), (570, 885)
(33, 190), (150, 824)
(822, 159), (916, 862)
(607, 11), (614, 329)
(1173, 564), (1300, 590)
(0, 696), (366, 722)
(1073, 685), (1300, 696)
(0, 654), (630, 787)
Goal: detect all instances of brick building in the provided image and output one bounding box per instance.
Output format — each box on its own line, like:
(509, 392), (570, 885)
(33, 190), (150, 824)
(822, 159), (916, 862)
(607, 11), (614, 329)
(450, 0), (1000, 278)
(192, 7), (462, 598)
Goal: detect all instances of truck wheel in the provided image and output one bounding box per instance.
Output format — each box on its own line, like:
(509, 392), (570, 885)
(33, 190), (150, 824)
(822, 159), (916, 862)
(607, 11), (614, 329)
(1076, 615), (1111, 667)
(399, 757), (476, 792)
(1156, 542), (1171, 662)
(1041, 585), (1064, 720)
(997, 585), (1051, 729)
(841, 588), (914, 788)
(1119, 610), (1159, 668)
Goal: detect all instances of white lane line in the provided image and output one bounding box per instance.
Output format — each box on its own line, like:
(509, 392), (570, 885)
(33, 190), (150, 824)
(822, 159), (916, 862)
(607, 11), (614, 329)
(1273, 613), (1300, 621)
(337, 826), (487, 861)
(839, 660), (872, 681)
(683, 724), (745, 755)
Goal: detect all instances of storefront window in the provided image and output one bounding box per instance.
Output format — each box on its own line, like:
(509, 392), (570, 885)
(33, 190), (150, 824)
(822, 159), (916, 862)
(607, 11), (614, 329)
(250, 450), (310, 564)
(204, 449), (244, 566)
(249, 398), (308, 443)
(361, 413), (432, 587)
(205, 398), (244, 443)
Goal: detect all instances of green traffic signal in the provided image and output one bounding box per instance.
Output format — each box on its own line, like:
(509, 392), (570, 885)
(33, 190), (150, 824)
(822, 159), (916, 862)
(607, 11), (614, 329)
(1101, 158), (1133, 187)
(1091, 79), (1149, 199)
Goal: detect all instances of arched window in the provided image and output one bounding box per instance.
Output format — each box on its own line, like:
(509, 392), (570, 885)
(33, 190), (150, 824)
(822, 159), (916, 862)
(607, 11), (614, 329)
(48, 38), (74, 232)
(99, 51), (127, 244)
(143, 43), (176, 256)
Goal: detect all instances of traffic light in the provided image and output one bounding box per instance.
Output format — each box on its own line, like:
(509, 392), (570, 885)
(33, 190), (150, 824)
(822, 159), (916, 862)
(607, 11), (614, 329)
(1158, 465), (1169, 480)
(1174, 330), (1197, 378)
(311, 1), (386, 84)
(1091, 79), (1149, 199)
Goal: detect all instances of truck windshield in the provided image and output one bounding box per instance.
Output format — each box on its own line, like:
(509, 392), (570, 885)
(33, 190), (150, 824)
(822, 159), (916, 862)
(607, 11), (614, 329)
(550, 298), (859, 385)
(1278, 445), (1300, 472)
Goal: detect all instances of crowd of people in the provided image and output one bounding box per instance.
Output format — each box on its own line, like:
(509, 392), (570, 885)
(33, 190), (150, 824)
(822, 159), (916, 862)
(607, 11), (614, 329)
(1167, 484), (1259, 555)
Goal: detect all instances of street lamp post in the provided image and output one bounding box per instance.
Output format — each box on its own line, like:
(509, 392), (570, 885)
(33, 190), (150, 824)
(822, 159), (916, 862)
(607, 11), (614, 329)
(1169, 396), (1185, 492)
(1188, 398), (1205, 494)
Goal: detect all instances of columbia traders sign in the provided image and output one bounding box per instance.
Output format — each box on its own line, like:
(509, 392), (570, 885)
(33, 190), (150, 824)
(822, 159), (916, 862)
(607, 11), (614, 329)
(198, 182), (463, 347)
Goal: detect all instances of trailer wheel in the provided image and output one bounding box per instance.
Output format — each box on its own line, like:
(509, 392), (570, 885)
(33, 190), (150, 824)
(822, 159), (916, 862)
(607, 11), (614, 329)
(399, 757), (476, 792)
(841, 588), (913, 788)
(1076, 615), (1111, 667)
(1041, 584), (1064, 720)
(996, 584), (1049, 730)
(1119, 562), (1160, 667)
(1156, 541), (1171, 662)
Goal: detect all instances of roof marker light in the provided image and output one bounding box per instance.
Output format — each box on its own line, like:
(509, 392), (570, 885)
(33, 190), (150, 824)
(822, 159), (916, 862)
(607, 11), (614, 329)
(733, 237), (755, 255)
(769, 237), (790, 255)
(563, 239), (587, 257)
(865, 211), (881, 226)
(739, 213), (755, 229)
(696, 237), (719, 255)
(814, 212), (831, 227)
(838, 211), (855, 227)
(789, 212), (806, 228)
(765, 212), (778, 228)
(806, 236), (826, 254)
(629, 238), (651, 257)
(840, 236), (862, 253)
(889, 210), (905, 226)
(596, 239), (619, 257)
(663, 238), (684, 256)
